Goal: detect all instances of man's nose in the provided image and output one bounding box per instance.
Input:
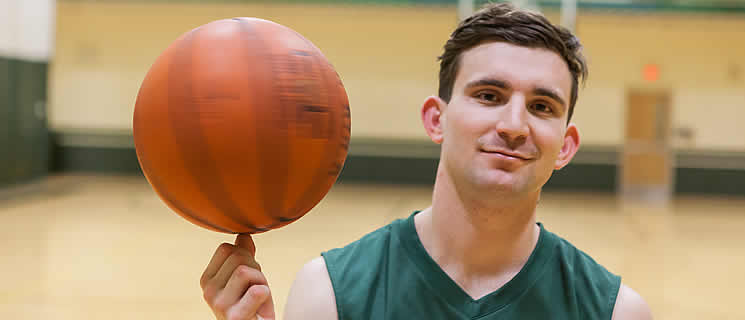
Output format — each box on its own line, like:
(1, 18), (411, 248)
(495, 96), (529, 149)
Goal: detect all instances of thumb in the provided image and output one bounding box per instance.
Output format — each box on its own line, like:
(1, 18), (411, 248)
(253, 285), (276, 320)
(235, 233), (256, 257)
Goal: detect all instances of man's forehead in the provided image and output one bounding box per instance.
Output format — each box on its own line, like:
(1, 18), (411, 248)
(456, 42), (572, 98)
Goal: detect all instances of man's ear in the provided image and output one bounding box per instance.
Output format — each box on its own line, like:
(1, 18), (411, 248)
(555, 123), (580, 170)
(421, 96), (447, 144)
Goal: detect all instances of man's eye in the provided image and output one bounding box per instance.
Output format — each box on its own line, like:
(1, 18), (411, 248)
(476, 92), (499, 103)
(532, 103), (553, 113)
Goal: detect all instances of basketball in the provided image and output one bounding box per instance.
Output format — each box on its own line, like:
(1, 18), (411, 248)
(132, 18), (351, 234)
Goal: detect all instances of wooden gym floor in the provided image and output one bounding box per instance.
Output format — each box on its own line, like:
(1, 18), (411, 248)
(1, 174), (743, 319)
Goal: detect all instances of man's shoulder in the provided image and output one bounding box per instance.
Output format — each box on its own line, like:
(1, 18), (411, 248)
(539, 229), (651, 320)
(322, 213), (412, 260)
(539, 224), (623, 317)
(317, 213), (417, 320)
(543, 225), (620, 281)
(285, 257), (338, 320)
(611, 284), (653, 320)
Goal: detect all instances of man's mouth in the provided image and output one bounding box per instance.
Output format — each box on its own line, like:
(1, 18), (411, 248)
(480, 148), (533, 161)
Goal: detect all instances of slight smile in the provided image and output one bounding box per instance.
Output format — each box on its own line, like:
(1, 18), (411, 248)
(480, 149), (534, 161)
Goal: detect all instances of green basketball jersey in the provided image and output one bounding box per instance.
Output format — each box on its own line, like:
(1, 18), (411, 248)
(321, 211), (621, 319)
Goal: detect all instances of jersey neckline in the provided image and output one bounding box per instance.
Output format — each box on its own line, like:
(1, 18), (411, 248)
(396, 210), (557, 317)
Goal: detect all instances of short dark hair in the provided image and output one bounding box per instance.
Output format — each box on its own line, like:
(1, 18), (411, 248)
(438, 2), (587, 122)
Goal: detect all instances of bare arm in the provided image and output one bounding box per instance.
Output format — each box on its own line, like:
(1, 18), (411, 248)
(284, 256), (338, 320)
(611, 284), (653, 320)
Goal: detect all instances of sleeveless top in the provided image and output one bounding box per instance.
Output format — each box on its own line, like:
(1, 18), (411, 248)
(321, 211), (621, 319)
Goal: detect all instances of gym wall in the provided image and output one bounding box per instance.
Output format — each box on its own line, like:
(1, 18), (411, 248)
(46, 1), (745, 194)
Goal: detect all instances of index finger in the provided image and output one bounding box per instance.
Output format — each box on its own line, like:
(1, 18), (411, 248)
(235, 233), (256, 257)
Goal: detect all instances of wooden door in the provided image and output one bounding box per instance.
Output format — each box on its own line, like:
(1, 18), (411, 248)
(620, 89), (673, 203)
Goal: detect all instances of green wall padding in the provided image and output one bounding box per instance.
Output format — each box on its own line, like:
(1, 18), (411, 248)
(0, 57), (49, 187)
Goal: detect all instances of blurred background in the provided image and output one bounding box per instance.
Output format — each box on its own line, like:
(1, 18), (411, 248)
(1, 0), (744, 319)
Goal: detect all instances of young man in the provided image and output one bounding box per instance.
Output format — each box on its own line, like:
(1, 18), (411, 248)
(200, 3), (653, 320)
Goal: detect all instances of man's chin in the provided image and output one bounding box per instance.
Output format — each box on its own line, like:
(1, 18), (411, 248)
(472, 171), (525, 192)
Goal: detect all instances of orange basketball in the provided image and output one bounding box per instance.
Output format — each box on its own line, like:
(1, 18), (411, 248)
(132, 18), (351, 234)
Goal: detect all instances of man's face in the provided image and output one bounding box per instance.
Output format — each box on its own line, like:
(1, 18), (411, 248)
(438, 41), (578, 197)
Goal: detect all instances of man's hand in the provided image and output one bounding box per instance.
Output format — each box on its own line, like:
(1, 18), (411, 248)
(201, 234), (276, 320)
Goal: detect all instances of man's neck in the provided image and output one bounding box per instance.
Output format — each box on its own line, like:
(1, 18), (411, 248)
(414, 171), (542, 299)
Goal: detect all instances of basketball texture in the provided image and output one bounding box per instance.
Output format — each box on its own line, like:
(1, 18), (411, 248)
(133, 18), (351, 234)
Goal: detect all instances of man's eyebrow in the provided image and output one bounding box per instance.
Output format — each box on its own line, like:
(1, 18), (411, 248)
(533, 87), (567, 109)
(464, 78), (568, 109)
(464, 78), (511, 91)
